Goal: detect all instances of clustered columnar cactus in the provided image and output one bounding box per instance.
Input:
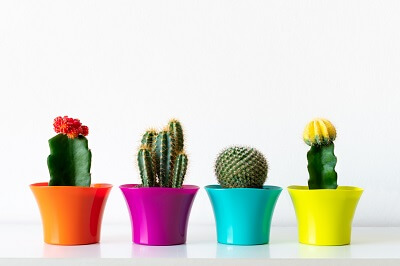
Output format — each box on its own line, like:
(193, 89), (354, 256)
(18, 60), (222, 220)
(47, 116), (92, 187)
(137, 119), (188, 188)
(215, 146), (268, 188)
(303, 118), (338, 189)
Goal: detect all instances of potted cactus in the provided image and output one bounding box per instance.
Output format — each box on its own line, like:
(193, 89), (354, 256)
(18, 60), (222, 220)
(205, 146), (282, 245)
(120, 119), (199, 246)
(288, 118), (363, 246)
(30, 116), (112, 245)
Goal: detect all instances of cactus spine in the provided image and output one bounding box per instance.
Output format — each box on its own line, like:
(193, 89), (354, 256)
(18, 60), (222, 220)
(137, 119), (188, 188)
(215, 146), (268, 188)
(303, 118), (338, 189)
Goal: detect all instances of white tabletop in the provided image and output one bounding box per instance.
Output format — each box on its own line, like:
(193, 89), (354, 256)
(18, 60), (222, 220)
(1, 223), (399, 265)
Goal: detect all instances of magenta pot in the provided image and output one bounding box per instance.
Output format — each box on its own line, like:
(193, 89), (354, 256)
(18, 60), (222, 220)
(120, 184), (199, 246)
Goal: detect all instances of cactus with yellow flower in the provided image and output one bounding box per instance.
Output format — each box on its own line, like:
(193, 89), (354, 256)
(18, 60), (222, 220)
(303, 118), (337, 189)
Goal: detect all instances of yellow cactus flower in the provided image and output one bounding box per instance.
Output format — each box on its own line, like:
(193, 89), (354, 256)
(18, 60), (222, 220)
(303, 118), (336, 146)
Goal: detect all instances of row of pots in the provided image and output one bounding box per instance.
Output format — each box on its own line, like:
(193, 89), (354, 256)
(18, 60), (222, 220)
(30, 182), (363, 246)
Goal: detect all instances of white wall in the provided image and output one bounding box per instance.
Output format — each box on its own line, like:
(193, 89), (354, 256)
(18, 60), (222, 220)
(1, 0), (399, 226)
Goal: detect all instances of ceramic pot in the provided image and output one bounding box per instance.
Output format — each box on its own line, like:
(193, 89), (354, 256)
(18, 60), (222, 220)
(288, 185), (363, 246)
(205, 185), (282, 245)
(30, 182), (112, 245)
(120, 184), (199, 246)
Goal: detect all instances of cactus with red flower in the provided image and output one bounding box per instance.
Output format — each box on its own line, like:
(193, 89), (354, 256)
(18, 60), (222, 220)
(48, 116), (92, 186)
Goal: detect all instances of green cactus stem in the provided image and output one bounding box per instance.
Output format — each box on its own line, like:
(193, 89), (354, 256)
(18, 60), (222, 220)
(141, 130), (157, 148)
(153, 131), (173, 187)
(138, 145), (155, 187)
(168, 119), (184, 153)
(172, 152), (188, 188)
(307, 143), (338, 189)
(215, 146), (268, 188)
(47, 134), (92, 186)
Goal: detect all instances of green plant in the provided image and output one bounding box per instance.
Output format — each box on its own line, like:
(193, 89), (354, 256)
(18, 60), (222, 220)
(137, 119), (188, 188)
(47, 116), (91, 186)
(303, 118), (337, 189)
(215, 146), (268, 188)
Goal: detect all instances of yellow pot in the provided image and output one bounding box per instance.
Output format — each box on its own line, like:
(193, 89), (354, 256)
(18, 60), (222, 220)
(288, 186), (363, 246)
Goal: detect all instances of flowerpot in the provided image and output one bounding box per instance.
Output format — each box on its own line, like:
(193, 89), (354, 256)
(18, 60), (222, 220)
(205, 185), (282, 245)
(288, 185), (363, 246)
(120, 184), (199, 246)
(30, 182), (112, 245)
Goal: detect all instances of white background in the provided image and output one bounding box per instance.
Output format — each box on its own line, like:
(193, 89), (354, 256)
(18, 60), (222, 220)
(1, 0), (399, 227)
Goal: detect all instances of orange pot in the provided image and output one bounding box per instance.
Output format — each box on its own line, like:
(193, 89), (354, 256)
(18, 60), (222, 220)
(30, 182), (112, 245)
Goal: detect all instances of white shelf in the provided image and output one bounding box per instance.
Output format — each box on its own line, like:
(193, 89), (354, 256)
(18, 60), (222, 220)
(1, 223), (400, 265)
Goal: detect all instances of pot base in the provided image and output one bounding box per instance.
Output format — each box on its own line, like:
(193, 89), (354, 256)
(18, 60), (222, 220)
(30, 182), (112, 246)
(206, 185), (282, 246)
(288, 185), (363, 246)
(120, 184), (199, 246)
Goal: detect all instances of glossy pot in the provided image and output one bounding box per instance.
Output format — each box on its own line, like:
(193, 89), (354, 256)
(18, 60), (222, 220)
(120, 184), (199, 246)
(288, 185), (363, 246)
(205, 185), (282, 245)
(30, 182), (112, 245)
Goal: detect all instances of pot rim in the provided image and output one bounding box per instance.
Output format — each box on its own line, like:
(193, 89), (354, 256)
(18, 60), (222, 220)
(205, 184), (282, 191)
(30, 182), (113, 189)
(119, 184), (199, 190)
(288, 185), (363, 192)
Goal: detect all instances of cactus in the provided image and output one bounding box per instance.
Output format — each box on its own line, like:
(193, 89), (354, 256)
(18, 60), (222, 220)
(154, 130), (173, 187)
(141, 129), (159, 185)
(172, 152), (188, 188)
(215, 146), (268, 188)
(168, 119), (184, 153)
(137, 145), (155, 187)
(137, 119), (188, 188)
(141, 129), (157, 147)
(48, 116), (91, 186)
(303, 118), (338, 189)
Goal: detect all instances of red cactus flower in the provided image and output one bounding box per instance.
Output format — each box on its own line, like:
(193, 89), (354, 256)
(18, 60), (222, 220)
(53, 116), (89, 139)
(79, 125), (89, 136)
(66, 128), (79, 139)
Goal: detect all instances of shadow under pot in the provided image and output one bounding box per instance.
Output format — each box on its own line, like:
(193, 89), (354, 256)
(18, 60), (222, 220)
(205, 185), (282, 245)
(30, 182), (112, 245)
(120, 184), (199, 246)
(288, 185), (363, 246)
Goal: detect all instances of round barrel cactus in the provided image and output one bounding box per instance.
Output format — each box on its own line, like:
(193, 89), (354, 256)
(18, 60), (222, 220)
(215, 146), (268, 188)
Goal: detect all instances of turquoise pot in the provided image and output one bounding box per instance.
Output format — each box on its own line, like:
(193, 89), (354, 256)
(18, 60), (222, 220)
(205, 185), (282, 245)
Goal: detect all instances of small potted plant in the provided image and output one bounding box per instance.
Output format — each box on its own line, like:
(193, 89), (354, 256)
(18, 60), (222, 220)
(30, 116), (112, 245)
(288, 118), (363, 246)
(120, 119), (199, 246)
(205, 146), (282, 245)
